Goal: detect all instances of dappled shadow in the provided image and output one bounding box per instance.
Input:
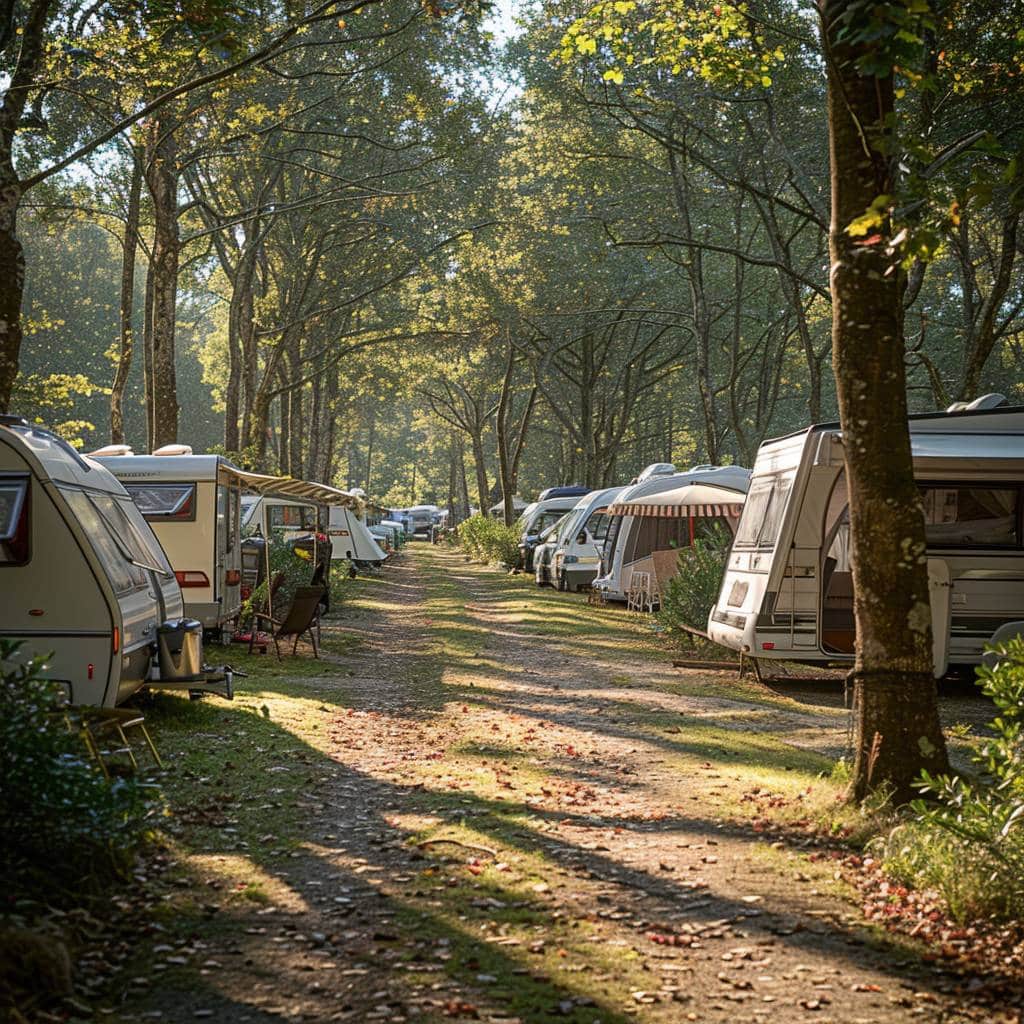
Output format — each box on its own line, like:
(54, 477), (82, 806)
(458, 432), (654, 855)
(115, 547), (1010, 1023)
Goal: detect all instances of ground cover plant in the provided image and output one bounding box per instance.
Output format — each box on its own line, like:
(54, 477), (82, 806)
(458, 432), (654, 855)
(879, 640), (1024, 922)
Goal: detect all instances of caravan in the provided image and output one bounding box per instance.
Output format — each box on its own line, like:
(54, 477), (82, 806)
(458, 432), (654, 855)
(328, 504), (386, 567)
(708, 400), (1024, 674)
(594, 467), (750, 602)
(92, 445), (245, 634)
(1, 418), (231, 706)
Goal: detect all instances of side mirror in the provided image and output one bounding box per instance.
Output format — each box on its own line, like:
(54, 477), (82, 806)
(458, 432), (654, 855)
(576, 532), (587, 544)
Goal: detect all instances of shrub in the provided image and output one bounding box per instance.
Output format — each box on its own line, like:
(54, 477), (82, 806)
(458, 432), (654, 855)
(656, 523), (730, 645)
(0, 641), (159, 900)
(457, 514), (520, 567)
(877, 637), (1024, 922)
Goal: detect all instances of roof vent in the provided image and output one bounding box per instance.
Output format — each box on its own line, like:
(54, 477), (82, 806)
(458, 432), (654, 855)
(945, 401), (969, 412)
(153, 444), (193, 456)
(965, 393), (1008, 411)
(90, 444), (134, 457)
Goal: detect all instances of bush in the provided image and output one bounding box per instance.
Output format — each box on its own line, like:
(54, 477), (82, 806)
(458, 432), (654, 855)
(877, 638), (1024, 922)
(656, 523), (730, 645)
(457, 514), (521, 566)
(0, 641), (159, 900)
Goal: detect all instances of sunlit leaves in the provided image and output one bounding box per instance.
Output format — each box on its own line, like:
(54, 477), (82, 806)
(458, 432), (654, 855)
(557, 0), (785, 91)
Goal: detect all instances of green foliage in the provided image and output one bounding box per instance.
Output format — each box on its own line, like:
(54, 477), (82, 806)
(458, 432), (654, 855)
(243, 535), (322, 618)
(878, 639), (1024, 921)
(656, 523), (730, 644)
(0, 641), (159, 899)
(457, 514), (520, 566)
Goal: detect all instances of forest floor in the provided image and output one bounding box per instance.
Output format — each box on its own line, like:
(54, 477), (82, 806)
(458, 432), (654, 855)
(99, 544), (1021, 1024)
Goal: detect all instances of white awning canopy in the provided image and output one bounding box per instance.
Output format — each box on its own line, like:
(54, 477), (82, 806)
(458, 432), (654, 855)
(608, 481), (745, 519)
(232, 468), (361, 508)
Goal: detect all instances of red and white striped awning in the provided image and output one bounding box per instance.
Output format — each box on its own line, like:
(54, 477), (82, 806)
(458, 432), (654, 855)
(607, 482), (745, 519)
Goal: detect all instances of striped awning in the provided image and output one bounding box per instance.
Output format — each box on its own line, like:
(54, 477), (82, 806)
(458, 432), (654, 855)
(607, 481), (746, 519)
(609, 501), (744, 518)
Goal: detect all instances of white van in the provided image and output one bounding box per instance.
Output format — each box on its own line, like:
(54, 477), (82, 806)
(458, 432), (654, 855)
(93, 446), (244, 634)
(328, 505), (386, 566)
(1, 417), (186, 706)
(516, 488), (590, 571)
(707, 400), (1024, 674)
(544, 486), (628, 592)
(593, 466), (750, 602)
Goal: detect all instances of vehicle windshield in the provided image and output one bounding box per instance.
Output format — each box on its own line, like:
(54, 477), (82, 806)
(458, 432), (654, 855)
(556, 507), (586, 543)
(540, 513), (570, 542)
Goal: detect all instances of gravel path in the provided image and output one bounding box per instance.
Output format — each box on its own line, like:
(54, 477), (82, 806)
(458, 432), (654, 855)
(119, 546), (1008, 1024)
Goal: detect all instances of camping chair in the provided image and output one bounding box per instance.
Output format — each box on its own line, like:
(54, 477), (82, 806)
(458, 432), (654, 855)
(70, 707), (163, 779)
(626, 571), (655, 614)
(247, 570), (286, 653)
(258, 585), (326, 660)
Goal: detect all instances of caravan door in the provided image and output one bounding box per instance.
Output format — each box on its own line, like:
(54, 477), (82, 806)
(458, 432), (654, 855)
(216, 480), (242, 627)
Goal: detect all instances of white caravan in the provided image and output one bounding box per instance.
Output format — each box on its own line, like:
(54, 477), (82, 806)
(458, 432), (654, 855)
(544, 486), (628, 592)
(0, 417), (207, 706)
(93, 445), (245, 633)
(328, 505), (386, 566)
(707, 401), (1024, 675)
(593, 466), (751, 602)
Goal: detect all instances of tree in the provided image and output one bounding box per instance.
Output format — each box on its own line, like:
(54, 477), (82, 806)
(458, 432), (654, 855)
(819, 0), (948, 799)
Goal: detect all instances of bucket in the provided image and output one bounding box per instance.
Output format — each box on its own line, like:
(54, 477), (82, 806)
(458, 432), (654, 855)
(157, 618), (204, 681)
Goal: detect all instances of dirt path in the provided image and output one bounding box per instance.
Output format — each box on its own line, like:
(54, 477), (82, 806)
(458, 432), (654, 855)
(119, 546), (1006, 1024)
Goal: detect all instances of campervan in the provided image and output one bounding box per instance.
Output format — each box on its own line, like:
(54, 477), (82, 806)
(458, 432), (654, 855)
(545, 486), (628, 592)
(93, 445), (245, 634)
(328, 505), (386, 567)
(708, 402), (1024, 674)
(0, 418), (233, 706)
(406, 505), (440, 539)
(517, 489), (594, 571)
(593, 466), (751, 602)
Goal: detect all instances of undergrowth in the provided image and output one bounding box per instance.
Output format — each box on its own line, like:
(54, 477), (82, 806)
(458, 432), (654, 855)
(876, 639), (1024, 922)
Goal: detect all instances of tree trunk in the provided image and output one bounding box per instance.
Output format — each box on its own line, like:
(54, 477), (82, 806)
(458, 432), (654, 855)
(471, 431), (489, 515)
(143, 263), (156, 449)
(496, 346), (517, 526)
(0, 0), (51, 413)
(0, 189), (25, 413)
(821, 0), (949, 802)
(110, 150), (143, 444)
(144, 114), (180, 448)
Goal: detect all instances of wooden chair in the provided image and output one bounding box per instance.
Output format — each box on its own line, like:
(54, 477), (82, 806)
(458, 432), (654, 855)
(256, 585), (326, 660)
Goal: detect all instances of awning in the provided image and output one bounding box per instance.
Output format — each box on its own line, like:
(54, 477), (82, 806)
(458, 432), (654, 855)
(232, 467), (362, 508)
(607, 482), (745, 518)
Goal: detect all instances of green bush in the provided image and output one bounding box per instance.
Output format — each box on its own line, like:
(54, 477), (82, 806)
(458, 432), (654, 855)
(0, 641), (159, 900)
(457, 514), (520, 567)
(656, 523), (730, 644)
(877, 638), (1024, 922)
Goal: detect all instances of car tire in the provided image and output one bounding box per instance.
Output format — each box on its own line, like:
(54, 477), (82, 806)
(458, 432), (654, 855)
(557, 570), (568, 592)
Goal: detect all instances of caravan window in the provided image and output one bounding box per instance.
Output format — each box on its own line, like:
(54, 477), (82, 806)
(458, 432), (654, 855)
(921, 486), (1019, 548)
(268, 504), (316, 530)
(62, 489), (148, 594)
(124, 483), (195, 520)
(0, 476), (29, 565)
(90, 493), (174, 574)
(734, 474), (794, 549)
